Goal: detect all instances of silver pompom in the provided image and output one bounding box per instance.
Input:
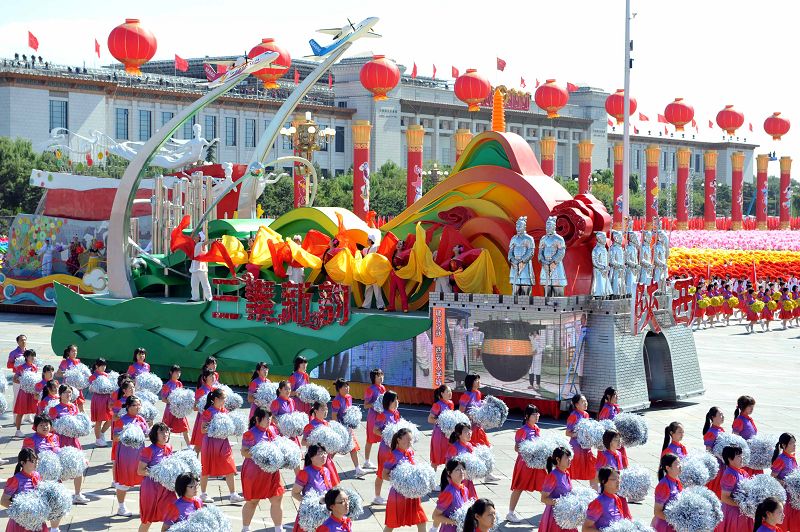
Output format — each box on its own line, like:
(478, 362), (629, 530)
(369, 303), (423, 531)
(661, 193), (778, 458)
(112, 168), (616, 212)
(7, 488), (49, 531)
(298, 490), (329, 532)
(297, 383), (331, 405)
(167, 504), (231, 532)
(784, 469), (800, 510)
(341, 405), (363, 430)
(329, 421), (355, 454)
(389, 460), (436, 499)
(747, 433), (779, 470)
(436, 409), (471, 438)
(58, 446), (88, 480)
(575, 418), (607, 449)
(217, 384), (244, 411)
(254, 381), (278, 408)
(679, 452), (715, 487)
(712, 432), (751, 465)
(601, 519), (656, 532)
(307, 425), (346, 455)
(450, 498), (477, 532)
(456, 451), (489, 480)
(382, 418), (420, 446)
(340, 486), (364, 519)
(13, 355), (25, 367)
(150, 450), (201, 491)
(69, 385), (80, 402)
(38, 480), (73, 521)
(474, 445), (496, 475)
(168, 388), (196, 419)
(275, 435), (302, 470)
(53, 413), (92, 438)
(207, 412), (237, 439)
(64, 363), (91, 390)
(231, 411), (247, 436)
(733, 473), (786, 518)
(697, 452), (720, 481)
(37, 450), (63, 481)
(0, 370), (6, 393)
(137, 389), (160, 406)
(19, 369), (39, 394)
(251, 440), (285, 473)
(0, 394), (8, 415)
(664, 486), (723, 532)
(138, 400), (159, 425)
(196, 393), (210, 412)
(135, 372), (164, 395)
(518, 434), (571, 469)
(119, 422), (146, 449)
(372, 393), (385, 414)
(173, 448), (202, 477)
(469, 396), (508, 429)
(89, 374), (115, 395)
(277, 412), (311, 438)
(108, 370), (120, 382)
(554, 486), (598, 530)
(618, 465), (652, 503)
(613, 413), (648, 447)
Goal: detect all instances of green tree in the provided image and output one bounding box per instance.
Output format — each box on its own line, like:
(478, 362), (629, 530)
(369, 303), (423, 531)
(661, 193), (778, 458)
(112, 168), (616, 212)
(0, 137), (61, 219)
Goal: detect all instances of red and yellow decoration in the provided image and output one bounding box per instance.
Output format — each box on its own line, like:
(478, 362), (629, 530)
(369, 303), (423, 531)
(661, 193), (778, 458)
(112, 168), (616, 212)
(605, 89), (636, 125)
(107, 19), (157, 75)
(359, 55), (400, 101)
(248, 38), (291, 89)
(664, 98), (694, 132)
(535, 79), (569, 119)
(645, 144), (660, 226)
(577, 140), (594, 195)
(454, 69), (491, 112)
(676, 148), (691, 229)
(716, 104), (745, 135)
(669, 248), (800, 280)
(764, 112), (790, 140)
(731, 151), (745, 230)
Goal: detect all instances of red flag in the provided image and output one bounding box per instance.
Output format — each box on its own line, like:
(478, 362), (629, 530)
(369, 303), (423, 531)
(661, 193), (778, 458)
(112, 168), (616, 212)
(566, 82), (578, 93)
(170, 215), (195, 260)
(328, 72), (333, 89)
(496, 57), (507, 71)
(708, 120), (714, 128)
(520, 77), (526, 89)
(691, 118), (697, 128)
(411, 62), (417, 79)
(195, 241), (237, 277)
(535, 79), (540, 88)
(634, 126), (639, 134)
(94, 38), (100, 58)
(607, 119), (614, 127)
(748, 122), (753, 132)
(294, 68), (299, 84)
(28, 31), (39, 51)
(657, 114), (668, 124)
(451, 66), (459, 78)
(664, 125), (669, 134)
(174, 54), (189, 72)
(752, 261), (758, 286)
(432, 64), (437, 78)
(639, 112), (650, 121)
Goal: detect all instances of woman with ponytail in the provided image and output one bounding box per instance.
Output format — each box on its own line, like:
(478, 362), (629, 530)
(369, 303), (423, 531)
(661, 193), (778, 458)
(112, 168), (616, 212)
(382, 428), (428, 532)
(291, 445), (335, 532)
(507, 405), (547, 522)
(598, 387), (628, 469)
(246, 362), (270, 418)
(651, 454), (683, 532)
(199, 389), (243, 505)
(373, 390), (401, 506)
(661, 422), (687, 458)
(754, 497), (785, 532)
(160, 365), (191, 446)
(539, 446), (575, 532)
(566, 393), (596, 481)
(428, 384), (454, 471)
(240, 407), (284, 532)
(48, 384), (83, 450)
(137, 422), (174, 531)
(190, 369), (216, 452)
(36, 379), (59, 415)
(703, 406), (726, 497)
(111, 395), (148, 517)
(432, 459), (469, 532)
(462, 498), (496, 532)
(733, 395), (761, 475)
(302, 401), (340, 485)
(89, 358), (112, 446)
(771, 433), (798, 531)
(0, 448), (53, 532)
(583, 467), (632, 532)
(719, 445), (753, 532)
(446, 422), (478, 499)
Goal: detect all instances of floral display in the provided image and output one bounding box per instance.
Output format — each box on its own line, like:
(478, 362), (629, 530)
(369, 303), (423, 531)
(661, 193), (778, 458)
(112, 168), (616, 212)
(668, 248), (800, 279)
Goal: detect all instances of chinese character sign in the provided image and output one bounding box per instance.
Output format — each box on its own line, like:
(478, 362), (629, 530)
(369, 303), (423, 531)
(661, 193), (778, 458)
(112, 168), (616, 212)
(671, 277), (696, 326)
(631, 282), (661, 335)
(431, 307), (446, 388)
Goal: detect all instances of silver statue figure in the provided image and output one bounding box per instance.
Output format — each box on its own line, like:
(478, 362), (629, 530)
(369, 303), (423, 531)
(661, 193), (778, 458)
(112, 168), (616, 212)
(591, 232), (612, 298)
(508, 216), (535, 295)
(538, 216), (567, 297)
(653, 230), (668, 292)
(609, 230), (625, 298)
(624, 231), (640, 295)
(639, 230), (654, 285)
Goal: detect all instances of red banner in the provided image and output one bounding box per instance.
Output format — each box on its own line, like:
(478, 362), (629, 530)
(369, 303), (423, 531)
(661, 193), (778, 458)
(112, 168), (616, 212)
(431, 307), (446, 388)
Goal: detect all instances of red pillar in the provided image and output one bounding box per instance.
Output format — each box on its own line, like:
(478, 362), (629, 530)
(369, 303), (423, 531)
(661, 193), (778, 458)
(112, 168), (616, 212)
(645, 144), (660, 228)
(540, 136), (556, 177)
(577, 140), (593, 194)
(352, 120), (371, 220)
(756, 154), (769, 230)
(676, 148), (690, 229)
(703, 151), (718, 230)
(780, 156), (792, 229)
(293, 148), (306, 208)
(731, 151), (744, 230)
(612, 142), (624, 229)
(406, 125), (424, 207)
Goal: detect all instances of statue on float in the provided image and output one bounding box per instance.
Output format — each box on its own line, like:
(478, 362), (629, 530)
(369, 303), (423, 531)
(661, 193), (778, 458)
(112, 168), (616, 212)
(106, 123), (219, 170)
(538, 216), (566, 297)
(639, 229), (654, 286)
(608, 230), (625, 298)
(624, 221), (640, 296)
(591, 232), (611, 298)
(507, 216), (535, 296)
(653, 230), (669, 293)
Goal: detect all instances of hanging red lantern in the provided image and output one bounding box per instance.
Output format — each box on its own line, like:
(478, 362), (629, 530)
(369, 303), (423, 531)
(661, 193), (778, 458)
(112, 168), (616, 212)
(535, 79), (569, 119)
(248, 38), (291, 89)
(716, 104), (745, 135)
(359, 55), (400, 101)
(764, 112), (790, 140)
(605, 89), (637, 125)
(107, 19), (157, 75)
(664, 98), (694, 132)
(454, 69), (491, 112)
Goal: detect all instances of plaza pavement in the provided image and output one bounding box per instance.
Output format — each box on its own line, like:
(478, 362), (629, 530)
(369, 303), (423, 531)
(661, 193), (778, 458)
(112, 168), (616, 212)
(0, 312), (798, 531)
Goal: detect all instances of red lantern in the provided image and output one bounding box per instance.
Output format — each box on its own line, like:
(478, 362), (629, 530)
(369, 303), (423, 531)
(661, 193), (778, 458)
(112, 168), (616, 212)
(248, 38), (291, 89)
(664, 98), (694, 132)
(359, 55), (400, 101)
(107, 19), (157, 75)
(454, 69), (491, 112)
(605, 89), (637, 125)
(535, 79), (569, 119)
(764, 112), (790, 140)
(716, 104), (744, 135)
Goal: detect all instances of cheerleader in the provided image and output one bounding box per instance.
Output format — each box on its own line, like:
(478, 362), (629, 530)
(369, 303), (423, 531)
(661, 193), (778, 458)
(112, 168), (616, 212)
(1, 448), (51, 532)
(112, 379), (137, 419)
(48, 384), (83, 450)
(25, 414), (88, 505)
(507, 405), (547, 523)
(722, 283), (735, 326)
(112, 395), (149, 517)
(539, 446), (576, 532)
(190, 369), (217, 452)
(246, 362), (270, 418)
(160, 365), (190, 446)
(271, 380), (296, 419)
(651, 454), (683, 532)
(34, 365), (56, 397)
(89, 358), (113, 447)
(761, 289), (775, 332)
(363, 368), (386, 470)
(770, 433), (799, 531)
(289, 355), (311, 414)
(744, 289), (760, 334)
(793, 285), (800, 327)
(137, 422), (175, 531)
(382, 428), (428, 532)
(162, 472), (202, 529)
(719, 445), (753, 532)
(55, 344), (85, 413)
(753, 497), (785, 532)
(693, 284), (707, 331)
(445, 423), (478, 499)
(432, 459), (469, 532)
(12, 348), (38, 438)
(199, 356), (220, 384)
(317, 488), (353, 532)
(565, 393), (596, 481)
(373, 391), (401, 505)
(292, 445), (336, 532)
(779, 287), (793, 329)
(126, 347), (151, 377)
(428, 384), (454, 471)
(110, 372), (131, 405)
(706, 284), (719, 327)
(661, 422), (687, 458)
(198, 389), (245, 504)
(462, 499), (497, 532)
(36, 380), (59, 415)
(330, 378), (365, 477)
(583, 467), (632, 532)
(703, 406), (726, 497)
(459, 374), (488, 448)
(302, 401), (341, 485)
(733, 395), (761, 474)
(593, 430), (625, 489)
(241, 407), (284, 532)
(598, 387), (628, 467)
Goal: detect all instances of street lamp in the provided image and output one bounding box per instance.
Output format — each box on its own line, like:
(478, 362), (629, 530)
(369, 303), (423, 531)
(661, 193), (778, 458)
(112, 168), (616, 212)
(279, 111), (336, 205)
(428, 162), (449, 185)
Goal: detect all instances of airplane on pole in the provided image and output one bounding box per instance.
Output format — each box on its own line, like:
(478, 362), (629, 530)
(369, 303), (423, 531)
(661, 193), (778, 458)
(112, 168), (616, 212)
(308, 17), (380, 58)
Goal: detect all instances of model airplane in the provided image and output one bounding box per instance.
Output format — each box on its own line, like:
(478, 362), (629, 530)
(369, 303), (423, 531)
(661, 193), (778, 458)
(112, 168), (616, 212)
(198, 50), (279, 88)
(308, 16), (380, 58)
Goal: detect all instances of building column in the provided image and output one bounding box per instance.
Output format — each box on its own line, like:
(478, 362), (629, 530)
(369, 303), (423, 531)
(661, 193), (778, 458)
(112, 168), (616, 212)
(645, 144), (661, 228)
(703, 151), (718, 230)
(731, 151), (744, 230)
(612, 142), (624, 229)
(454, 129), (473, 163)
(406, 125), (424, 207)
(352, 120), (371, 220)
(780, 156), (792, 229)
(756, 154), (769, 230)
(577, 139), (594, 194)
(540, 136), (556, 177)
(676, 148), (691, 229)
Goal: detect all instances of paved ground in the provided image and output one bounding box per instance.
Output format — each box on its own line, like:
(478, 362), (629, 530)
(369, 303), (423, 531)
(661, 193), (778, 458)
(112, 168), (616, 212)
(0, 312), (798, 531)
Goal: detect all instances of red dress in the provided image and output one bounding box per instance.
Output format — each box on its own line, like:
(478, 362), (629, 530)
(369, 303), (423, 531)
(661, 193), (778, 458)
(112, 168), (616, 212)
(445, 440), (478, 499)
(566, 410), (596, 480)
(200, 406), (237, 476)
(139, 443), (177, 524)
(289, 371), (311, 414)
(160, 379), (189, 434)
(13, 363), (39, 415)
(384, 448), (428, 528)
(113, 414), (149, 487)
(703, 426), (725, 497)
(459, 390), (490, 447)
(539, 469), (577, 532)
(59, 358), (86, 408)
(429, 399), (454, 467)
(88, 371), (113, 422)
(241, 425), (285, 500)
(331, 393), (360, 453)
(511, 423), (547, 491)
(772, 453), (800, 531)
(651, 476), (682, 532)
(48, 402), (83, 449)
(190, 384), (214, 447)
(364, 383), (386, 445)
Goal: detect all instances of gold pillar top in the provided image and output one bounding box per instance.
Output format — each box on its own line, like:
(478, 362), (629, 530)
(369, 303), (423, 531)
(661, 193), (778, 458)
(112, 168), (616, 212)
(613, 142), (624, 163)
(454, 129), (473, 154)
(756, 153), (770, 173)
(676, 148), (691, 169)
(703, 150), (718, 171)
(780, 156), (792, 174)
(731, 151), (745, 172)
(352, 120), (372, 149)
(577, 139), (594, 162)
(406, 125), (424, 152)
(540, 136), (556, 160)
(645, 144), (660, 166)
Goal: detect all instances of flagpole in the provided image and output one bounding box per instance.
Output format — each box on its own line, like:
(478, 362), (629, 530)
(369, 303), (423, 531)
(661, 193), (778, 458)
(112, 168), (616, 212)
(622, 0), (632, 222)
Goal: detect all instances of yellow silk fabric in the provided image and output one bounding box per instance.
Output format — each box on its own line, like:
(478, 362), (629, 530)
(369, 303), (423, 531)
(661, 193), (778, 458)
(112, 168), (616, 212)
(452, 249), (496, 294)
(286, 238), (322, 269)
(396, 223), (450, 282)
(221, 235), (249, 266)
(248, 226), (283, 266)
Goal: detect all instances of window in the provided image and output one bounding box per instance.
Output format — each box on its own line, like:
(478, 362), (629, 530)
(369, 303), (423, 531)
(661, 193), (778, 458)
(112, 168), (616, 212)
(635, 150), (641, 170)
(422, 118), (432, 128)
(335, 168), (344, 176)
(115, 108), (129, 140)
(225, 117), (237, 146)
(161, 111), (174, 127)
(204, 115), (217, 139)
(335, 126), (344, 152)
(337, 101), (347, 108)
(49, 100), (68, 132)
(138, 110), (152, 141)
(526, 127), (537, 138)
(557, 130), (568, 140)
(245, 119), (256, 148)
(572, 132), (582, 141)
(318, 124), (328, 151)
(182, 115), (196, 139)
(282, 123), (292, 150)
(440, 120), (452, 130)
(694, 154), (701, 171)
(458, 121), (471, 130)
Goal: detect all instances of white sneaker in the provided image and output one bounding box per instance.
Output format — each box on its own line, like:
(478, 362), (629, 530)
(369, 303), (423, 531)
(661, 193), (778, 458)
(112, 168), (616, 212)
(229, 493), (245, 503)
(95, 437), (107, 447)
(362, 460), (376, 469)
(372, 495), (387, 505)
(117, 505), (132, 517)
(73, 493), (90, 504)
(429, 527), (439, 532)
(24, 415), (34, 423)
(200, 493), (214, 503)
(485, 472), (501, 482)
(505, 511), (524, 523)
(354, 467), (366, 478)
(14, 430), (24, 438)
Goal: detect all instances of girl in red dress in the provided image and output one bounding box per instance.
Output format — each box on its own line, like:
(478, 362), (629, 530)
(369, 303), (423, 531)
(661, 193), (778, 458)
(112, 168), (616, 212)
(160, 365), (190, 446)
(289, 355), (311, 414)
(34, 364), (56, 397)
(598, 387), (628, 467)
(702, 406), (726, 497)
(331, 378), (365, 478)
(432, 459), (470, 532)
(463, 499), (497, 532)
(539, 446), (576, 532)
(753, 497), (786, 532)
(112, 379), (136, 419)
(199, 388), (245, 504)
(770, 433), (799, 531)
(445, 422), (478, 499)
(428, 384), (454, 471)
(56, 344), (85, 413)
(382, 428), (428, 531)
(246, 362), (270, 419)
(162, 472), (203, 528)
(1, 448), (50, 532)
(459, 374), (489, 447)
(719, 445), (753, 532)
(302, 401), (341, 485)
(112, 395), (149, 517)
(126, 347), (151, 378)
(363, 368), (386, 470)
(26, 414), (89, 506)
(373, 390), (401, 505)
(292, 445), (336, 532)
(661, 422), (687, 458)
(241, 407), (285, 532)
(137, 422), (175, 531)
(565, 393), (596, 481)
(593, 429), (626, 489)
(317, 488), (354, 532)
(190, 369), (217, 452)
(36, 379), (59, 415)
(651, 453), (683, 532)
(89, 358), (113, 447)
(13, 349), (38, 438)
(507, 405), (547, 522)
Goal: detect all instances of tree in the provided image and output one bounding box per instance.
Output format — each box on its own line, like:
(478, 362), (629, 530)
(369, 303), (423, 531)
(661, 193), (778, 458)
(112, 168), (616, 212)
(0, 137), (59, 219)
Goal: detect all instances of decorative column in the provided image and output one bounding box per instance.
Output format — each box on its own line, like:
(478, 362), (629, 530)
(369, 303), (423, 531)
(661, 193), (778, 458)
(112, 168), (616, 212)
(780, 156), (792, 229)
(676, 148), (691, 229)
(292, 115), (305, 209)
(612, 142), (624, 229)
(454, 129), (473, 163)
(540, 136), (556, 177)
(756, 154), (769, 230)
(731, 151), (744, 230)
(703, 151), (718, 230)
(406, 125), (424, 207)
(351, 120), (371, 220)
(577, 140), (594, 194)
(645, 144), (661, 228)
